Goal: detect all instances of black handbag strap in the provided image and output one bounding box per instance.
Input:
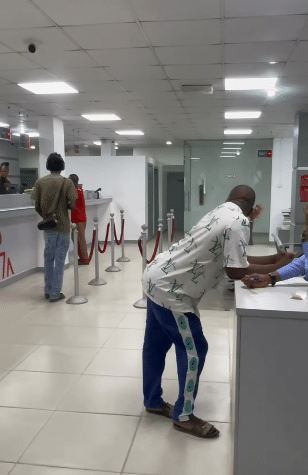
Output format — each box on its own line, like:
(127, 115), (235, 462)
(53, 177), (66, 214)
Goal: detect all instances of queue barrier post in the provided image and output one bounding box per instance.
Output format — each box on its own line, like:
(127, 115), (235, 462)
(170, 208), (175, 242)
(158, 218), (163, 254)
(116, 210), (130, 262)
(89, 217), (107, 286)
(133, 224), (148, 309)
(105, 213), (121, 272)
(66, 223), (88, 304)
(167, 212), (172, 249)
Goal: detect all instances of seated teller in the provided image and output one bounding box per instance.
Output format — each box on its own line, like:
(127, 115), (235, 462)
(0, 162), (10, 194)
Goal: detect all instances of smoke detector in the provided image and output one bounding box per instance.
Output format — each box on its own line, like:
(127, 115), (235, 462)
(181, 85), (213, 94)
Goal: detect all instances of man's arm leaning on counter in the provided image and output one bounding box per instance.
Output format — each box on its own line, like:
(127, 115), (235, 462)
(225, 252), (295, 280)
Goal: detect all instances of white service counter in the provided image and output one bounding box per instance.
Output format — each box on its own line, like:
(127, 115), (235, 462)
(233, 278), (308, 475)
(0, 195), (112, 287)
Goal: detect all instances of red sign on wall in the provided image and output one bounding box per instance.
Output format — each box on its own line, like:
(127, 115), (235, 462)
(0, 232), (15, 280)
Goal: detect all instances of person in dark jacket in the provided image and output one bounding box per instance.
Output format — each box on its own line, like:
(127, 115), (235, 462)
(0, 163), (10, 194)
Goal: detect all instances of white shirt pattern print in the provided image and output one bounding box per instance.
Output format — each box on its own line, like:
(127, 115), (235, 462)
(142, 202), (250, 314)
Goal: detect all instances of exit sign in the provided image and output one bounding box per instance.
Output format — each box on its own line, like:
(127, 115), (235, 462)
(258, 149), (272, 158)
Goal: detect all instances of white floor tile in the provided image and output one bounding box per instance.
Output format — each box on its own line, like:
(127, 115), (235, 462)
(0, 462), (14, 475)
(124, 417), (232, 475)
(40, 327), (114, 348)
(14, 346), (100, 374)
(84, 348), (142, 378)
(20, 412), (139, 472)
(10, 466), (117, 475)
(57, 375), (143, 415)
(0, 345), (38, 370)
(103, 328), (145, 350)
(0, 325), (60, 345)
(0, 371), (8, 382)
(63, 312), (125, 328)
(118, 312), (147, 329)
(0, 407), (51, 462)
(0, 371), (79, 410)
(202, 326), (230, 355)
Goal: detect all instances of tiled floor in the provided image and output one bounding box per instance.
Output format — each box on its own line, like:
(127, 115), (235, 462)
(0, 233), (275, 475)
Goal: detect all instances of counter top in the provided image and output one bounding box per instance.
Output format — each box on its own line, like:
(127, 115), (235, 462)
(0, 197), (112, 214)
(235, 277), (308, 320)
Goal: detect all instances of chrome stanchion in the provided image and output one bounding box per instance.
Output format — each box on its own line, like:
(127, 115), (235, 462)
(133, 224), (148, 309)
(66, 224), (88, 304)
(116, 209), (130, 262)
(105, 213), (121, 272)
(158, 218), (163, 254)
(89, 217), (107, 286)
(167, 212), (172, 249)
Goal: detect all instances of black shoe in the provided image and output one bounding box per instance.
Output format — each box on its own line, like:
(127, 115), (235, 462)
(45, 293), (49, 299)
(49, 293), (66, 303)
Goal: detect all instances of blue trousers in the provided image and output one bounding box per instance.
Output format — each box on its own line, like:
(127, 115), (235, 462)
(143, 298), (208, 421)
(44, 231), (70, 299)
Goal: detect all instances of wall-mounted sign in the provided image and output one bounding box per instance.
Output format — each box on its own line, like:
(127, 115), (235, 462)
(74, 145), (80, 154)
(20, 134), (30, 149)
(258, 149), (272, 158)
(0, 127), (11, 141)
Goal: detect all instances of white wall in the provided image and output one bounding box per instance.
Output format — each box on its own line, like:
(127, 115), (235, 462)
(269, 138), (293, 240)
(65, 155), (147, 241)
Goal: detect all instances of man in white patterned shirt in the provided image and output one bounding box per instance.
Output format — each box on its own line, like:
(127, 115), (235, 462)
(142, 185), (294, 439)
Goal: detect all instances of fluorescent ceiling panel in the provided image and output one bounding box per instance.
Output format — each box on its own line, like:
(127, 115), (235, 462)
(223, 142), (245, 144)
(115, 130), (144, 135)
(225, 111), (261, 119)
(224, 129), (252, 134)
(17, 82), (78, 94)
(225, 78), (278, 90)
(82, 114), (121, 121)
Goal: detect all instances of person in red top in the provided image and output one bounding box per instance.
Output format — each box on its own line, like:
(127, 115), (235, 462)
(68, 174), (89, 265)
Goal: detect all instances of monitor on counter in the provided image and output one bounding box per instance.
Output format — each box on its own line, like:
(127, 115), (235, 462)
(7, 185), (19, 194)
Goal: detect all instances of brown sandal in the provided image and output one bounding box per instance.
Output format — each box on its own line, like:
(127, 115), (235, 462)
(146, 402), (174, 419)
(173, 416), (220, 439)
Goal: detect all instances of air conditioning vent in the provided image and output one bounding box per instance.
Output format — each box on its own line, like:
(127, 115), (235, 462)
(181, 85), (213, 94)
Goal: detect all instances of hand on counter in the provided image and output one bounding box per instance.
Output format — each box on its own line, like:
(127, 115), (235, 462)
(242, 274), (270, 288)
(275, 251), (296, 265)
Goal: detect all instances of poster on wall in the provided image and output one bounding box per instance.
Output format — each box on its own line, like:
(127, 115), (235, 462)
(20, 134), (30, 149)
(0, 127), (11, 141)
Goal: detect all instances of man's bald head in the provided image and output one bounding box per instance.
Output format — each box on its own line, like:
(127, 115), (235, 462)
(226, 185), (256, 217)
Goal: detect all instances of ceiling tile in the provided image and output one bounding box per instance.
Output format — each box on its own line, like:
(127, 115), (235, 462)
(47, 67), (111, 83)
(224, 63), (285, 77)
(21, 50), (98, 69)
(225, 16), (307, 43)
(284, 61), (308, 76)
(225, 0), (308, 17)
(225, 41), (295, 63)
(104, 65), (165, 80)
(0, 1), (53, 28)
(129, 0), (220, 21)
(118, 80), (171, 92)
(0, 68), (60, 83)
(164, 65), (223, 79)
(0, 53), (37, 70)
(87, 48), (158, 66)
(0, 27), (77, 53)
(0, 43), (12, 54)
(289, 41), (308, 61)
(155, 45), (222, 65)
(33, 0), (135, 24)
(141, 19), (221, 46)
(63, 24), (148, 49)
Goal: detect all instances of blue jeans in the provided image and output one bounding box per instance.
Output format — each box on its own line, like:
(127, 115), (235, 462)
(44, 231), (70, 298)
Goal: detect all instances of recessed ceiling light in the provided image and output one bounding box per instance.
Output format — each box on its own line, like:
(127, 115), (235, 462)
(191, 157), (200, 160)
(224, 129), (252, 135)
(223, 142), (245, 145)
(166, 141), (172, 145)
(225, 78), (278, 90)
(12, 132), (39, 137)
(221, 151), (237, 154)
(93, 141), (101, 145)
(115, 142), (119, 146)
(115, 130), (144, 135)
(115, 146), (119, 150)
(84, 145), (88, 148)
(220, 155), (236, 158)
(82, 114), (121, 121)
(222, 147), (242, 150)
(0, 122), (9, 127)
(225, 111), (261, 119)
(18, 82), (78, 94)
(269, 62), (278, 64)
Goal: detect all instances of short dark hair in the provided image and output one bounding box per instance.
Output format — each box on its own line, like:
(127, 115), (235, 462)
(69, 174), (79, 186)
(0, 162), (9, 170)
(46, 153), (65, 172)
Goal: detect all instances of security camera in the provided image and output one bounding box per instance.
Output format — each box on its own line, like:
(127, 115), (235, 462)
(28, 43), (37, 54)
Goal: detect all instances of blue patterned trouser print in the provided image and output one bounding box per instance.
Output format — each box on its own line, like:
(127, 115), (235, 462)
(143, 298), (208, 421)
(44, 231), (70, 299)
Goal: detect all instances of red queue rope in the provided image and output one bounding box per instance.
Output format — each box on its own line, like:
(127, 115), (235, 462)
(171, 218), (175, 242)
(138, 230), (161, 264)
(114, 219), (125, 245)
(98, 223), (110, 254)
(78, 229), (96, 265)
